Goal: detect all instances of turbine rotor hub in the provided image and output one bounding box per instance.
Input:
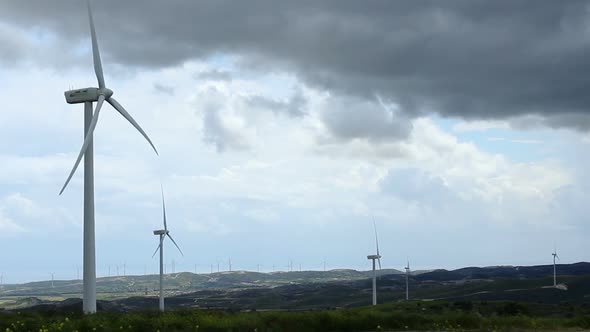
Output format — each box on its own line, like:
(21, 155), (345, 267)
(99, 88), (113, 99)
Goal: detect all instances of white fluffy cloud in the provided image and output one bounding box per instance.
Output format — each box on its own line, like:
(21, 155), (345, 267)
(0, 193), (76, 234)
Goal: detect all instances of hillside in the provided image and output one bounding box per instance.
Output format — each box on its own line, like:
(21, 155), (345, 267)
(1, 263), (588, 311)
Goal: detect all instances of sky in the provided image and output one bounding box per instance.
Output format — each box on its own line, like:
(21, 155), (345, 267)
(1, 0), (589, 283)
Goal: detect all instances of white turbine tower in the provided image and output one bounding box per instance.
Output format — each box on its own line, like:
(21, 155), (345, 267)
(405, 260), (410, 301)
(152, 186), (183, 312)
(59, 1), (158, 314)
(552, 248), (559, 287)
(367, 219), (382, 306)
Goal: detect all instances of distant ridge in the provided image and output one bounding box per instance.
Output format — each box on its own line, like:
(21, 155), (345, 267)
(415, 262), (590, 282)
(1, 262), (587, 300)
(1, 262), (590, 311)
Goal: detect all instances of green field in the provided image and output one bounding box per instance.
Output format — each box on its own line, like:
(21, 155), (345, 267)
(1, 301), (590, 332)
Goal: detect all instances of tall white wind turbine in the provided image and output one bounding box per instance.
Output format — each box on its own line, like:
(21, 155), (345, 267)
(59, 1), (158, 314)
(367, 219), (382, 306)
(405, 260), (410, 300)
(552, 247), (559, 287)
(152, 186), (183, 312)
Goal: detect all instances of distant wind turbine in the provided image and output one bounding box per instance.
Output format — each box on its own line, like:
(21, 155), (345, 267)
(405, 260), (410, 301)
(59, 0), (158, 314)
(152, 185), (183, 312)
(367, 218), (382, 306)
(552, 247), (559, 287)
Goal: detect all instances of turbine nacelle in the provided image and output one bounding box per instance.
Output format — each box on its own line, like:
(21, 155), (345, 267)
(367, 254), (381, 260)
(153, 229), (169, 236)
(64, 87), (113, 104)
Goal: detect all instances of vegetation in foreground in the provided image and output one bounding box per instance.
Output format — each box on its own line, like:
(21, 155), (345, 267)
(1, 301), (590, 332)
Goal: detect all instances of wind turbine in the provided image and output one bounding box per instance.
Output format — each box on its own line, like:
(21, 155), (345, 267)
(152, 186), (183, 312)
(60, 0), (158, 314)
(405, 260), (410, 301)
(552, 247), (559, 287)
(367, 219), (382, 306)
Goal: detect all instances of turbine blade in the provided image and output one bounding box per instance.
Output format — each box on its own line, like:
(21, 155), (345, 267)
(372, 217), (380, 256)
(151, 243), (161, 258)
(161, 184), (167, 231)
(59, 95), (105, 194)
(167, 233), (184, 256)
(378, 257), (382, 270)
(87, 0), (105, 89)
(107, 97), (158, 155)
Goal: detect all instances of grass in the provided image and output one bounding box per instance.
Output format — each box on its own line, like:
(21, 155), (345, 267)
(1, 301), (590, 331)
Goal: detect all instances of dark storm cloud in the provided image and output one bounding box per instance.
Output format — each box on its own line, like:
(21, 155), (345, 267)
(153, 83), (174, 95)
(196, 86), (251, 152)
(201, 104), (248, 153)
(195, 69), (232, 82)
(320, 96), (412, 142)
(2, 1), (590, 128)
(244, 90), (307, 118)
(0, 25), (28, 64)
